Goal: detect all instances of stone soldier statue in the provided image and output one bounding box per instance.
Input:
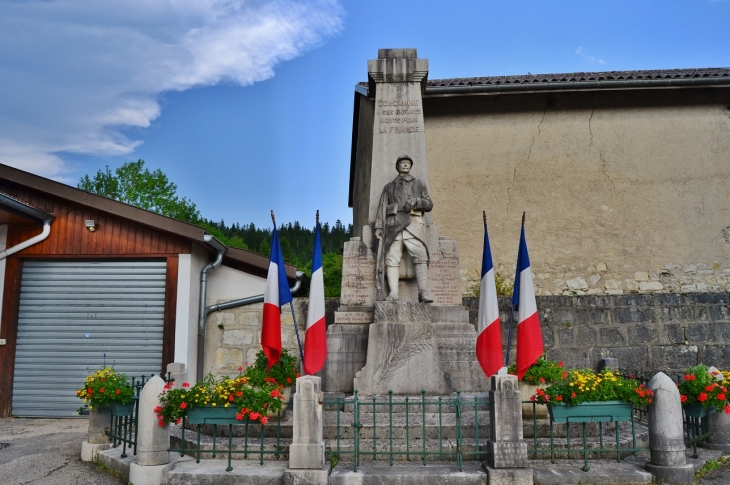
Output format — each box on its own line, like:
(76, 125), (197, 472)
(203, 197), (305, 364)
(374, 155), (434, 303)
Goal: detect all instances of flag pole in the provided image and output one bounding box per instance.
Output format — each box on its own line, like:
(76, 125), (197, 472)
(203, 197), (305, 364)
(271, 211), (305, 365)
(505, 211), (525, 366)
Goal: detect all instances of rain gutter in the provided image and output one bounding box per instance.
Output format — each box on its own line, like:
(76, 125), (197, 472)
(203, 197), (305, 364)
(197, 235), (227, 381)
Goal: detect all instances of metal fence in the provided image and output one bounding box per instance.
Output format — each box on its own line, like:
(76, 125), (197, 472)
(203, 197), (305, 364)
(521, 399), (649, 471)
(169, 411), (287, 471)
(105, 373), (172, 458)
(323, 390), (490, 472)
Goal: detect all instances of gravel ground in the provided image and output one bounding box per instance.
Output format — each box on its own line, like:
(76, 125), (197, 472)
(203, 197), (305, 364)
(0, 417), (126, 485)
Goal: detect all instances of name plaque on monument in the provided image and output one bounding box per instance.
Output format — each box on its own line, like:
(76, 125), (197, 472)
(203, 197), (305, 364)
(334, 311), (373, 324)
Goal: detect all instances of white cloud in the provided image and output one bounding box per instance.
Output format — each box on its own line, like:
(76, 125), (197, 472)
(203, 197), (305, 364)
(575, 46), (606, 65)
(0, 0), (343, 177)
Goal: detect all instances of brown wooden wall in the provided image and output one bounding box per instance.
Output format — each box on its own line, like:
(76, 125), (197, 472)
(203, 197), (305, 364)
(2, 184), (192, 256)
(0, 184), (193, 416)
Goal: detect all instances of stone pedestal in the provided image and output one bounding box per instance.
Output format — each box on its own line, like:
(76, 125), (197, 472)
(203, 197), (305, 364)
(645, 372), (695, 484)
(487, 375), (529, 469)
(289, 376), (326, 469)
(702, 409), (730, 452)
(80, 441), (111, 462)
(322, 323), (369, 393)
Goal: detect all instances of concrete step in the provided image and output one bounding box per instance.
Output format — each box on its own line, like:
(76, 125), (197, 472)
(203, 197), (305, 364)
(337, 393), (489, 413)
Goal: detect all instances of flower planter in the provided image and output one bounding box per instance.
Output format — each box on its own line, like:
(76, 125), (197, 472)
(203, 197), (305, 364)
(187, 406), (239, 425)
(110, 401), (135, 417)
(519, 382), (549, 419)
(548, 400), (633, 423)
(683, 404), (713, 419)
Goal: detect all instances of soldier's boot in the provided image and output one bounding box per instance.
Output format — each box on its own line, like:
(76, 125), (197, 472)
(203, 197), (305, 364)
(386, 266), (400, 301)
(416, 263), (434, 303)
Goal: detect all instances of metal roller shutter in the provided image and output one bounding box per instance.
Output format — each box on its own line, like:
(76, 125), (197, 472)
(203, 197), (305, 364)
(12, 260), (167, 417)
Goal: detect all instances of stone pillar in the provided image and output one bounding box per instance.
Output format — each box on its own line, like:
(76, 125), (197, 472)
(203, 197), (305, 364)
(289, 375), (326, 469)
(645, 372), (694, 484)
(704, 412), (730, 452)
(129, 375), (172, 485)
(80, 407), (111, 461)
(166, 362), (186, 385)
(485, 374), (532, 485)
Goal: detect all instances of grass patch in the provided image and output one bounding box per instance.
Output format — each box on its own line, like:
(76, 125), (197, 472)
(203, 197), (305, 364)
(694, 454), (730, 482)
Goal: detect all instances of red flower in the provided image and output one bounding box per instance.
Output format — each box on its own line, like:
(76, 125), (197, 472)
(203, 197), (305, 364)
(182, 382), (190, 388)
(176, 418), (181, 425)
(536, 388), (545, 396)
(725, 405), (730, 415)
(100, 387), (105, 393)
(260, 416), (269, 425)
(571, 392), (577, 399)
(556, 395), (563, 401)
(286, 378), (292, 384)
(698, 392), (708, 402)
(236, 391), (243, 397)
(180, 402), (188, 409)
(681, 395), (688, 403)
(236, 413), (243, 421)
(558, 361), (564, 367)
(249, 411), (260, 420)
(229, 395), (234, 402)
(530, 395), (536, 402)
(88, 388), (93, 394)
(154, 405), (162, 413)
(539, 377), (546, 383)
(717, 393), (727, 401)
(561, 371), (568, 379)
(158, 420), (165, 427)
(270, 389), (280, 398)
(116, 389), (121, 395)
(238, 366), (243, 372)
(705, 384), (716, 392)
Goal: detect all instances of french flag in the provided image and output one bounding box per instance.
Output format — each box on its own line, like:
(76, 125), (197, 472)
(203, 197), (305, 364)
(512, 213), (544, 380)
(261, 220), (292, 370)
(303, 214), (327, 375)
(476, 212), (503, 378)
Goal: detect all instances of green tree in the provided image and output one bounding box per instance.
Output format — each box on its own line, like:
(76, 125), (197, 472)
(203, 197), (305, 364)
(78, 160), (200, 222)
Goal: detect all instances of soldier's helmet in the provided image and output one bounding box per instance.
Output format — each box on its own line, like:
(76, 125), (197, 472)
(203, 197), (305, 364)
(395, 155), (413, 169)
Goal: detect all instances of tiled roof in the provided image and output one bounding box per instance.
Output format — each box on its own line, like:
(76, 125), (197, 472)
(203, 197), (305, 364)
(426, 68), (730, 88)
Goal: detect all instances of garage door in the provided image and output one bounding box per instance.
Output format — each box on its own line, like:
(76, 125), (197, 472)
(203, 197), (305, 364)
(12, 260), (167, 417)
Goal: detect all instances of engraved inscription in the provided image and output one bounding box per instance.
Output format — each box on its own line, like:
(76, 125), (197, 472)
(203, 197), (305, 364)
(334, 311), (374, 324)
(429, 258), (461, 304)
(377, 99), (423, 134)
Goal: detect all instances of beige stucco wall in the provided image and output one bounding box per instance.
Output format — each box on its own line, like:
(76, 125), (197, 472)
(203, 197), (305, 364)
(422, 89), (730, 296)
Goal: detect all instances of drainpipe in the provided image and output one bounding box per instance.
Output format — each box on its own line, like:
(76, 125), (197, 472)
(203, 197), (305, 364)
(205, 271), (305, 316)
(197, 235), (227, 381)
(0, 218), (54, 261)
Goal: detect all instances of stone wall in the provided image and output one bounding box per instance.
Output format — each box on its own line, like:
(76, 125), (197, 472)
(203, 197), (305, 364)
(464, 292), (730, 374)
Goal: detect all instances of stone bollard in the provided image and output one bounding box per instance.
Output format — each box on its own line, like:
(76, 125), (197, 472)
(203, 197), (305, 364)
(166, 362), (186, 387)
(485, 374), (533, 485)
(80, 407), (112, 461)
(704, 412), (730, 452)
(128, 375), (172, 485)
(284, 376), (329, 485)
(645, 372), (694, 484)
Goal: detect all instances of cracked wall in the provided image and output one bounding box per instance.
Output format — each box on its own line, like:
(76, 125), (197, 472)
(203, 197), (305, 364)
(422, 89), (730, 296)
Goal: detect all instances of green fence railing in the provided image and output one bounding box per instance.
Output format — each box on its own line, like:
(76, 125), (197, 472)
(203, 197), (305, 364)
(323, 390), (490, 472)
(169, 411), (287, 471)
(522, 399), (649, 472)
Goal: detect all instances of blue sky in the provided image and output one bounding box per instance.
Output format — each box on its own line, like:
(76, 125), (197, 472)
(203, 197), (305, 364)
(2, 0), (729, 230)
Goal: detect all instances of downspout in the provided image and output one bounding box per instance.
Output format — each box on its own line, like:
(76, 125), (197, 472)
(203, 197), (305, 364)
(205, 270), (305, 316)
(197, 235), (227, 381)
(0, 219), (54, 261)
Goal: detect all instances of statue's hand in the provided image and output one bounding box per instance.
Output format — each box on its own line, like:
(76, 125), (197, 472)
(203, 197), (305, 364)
(374, 228), (384, 239)
(404, 198), (417, 211)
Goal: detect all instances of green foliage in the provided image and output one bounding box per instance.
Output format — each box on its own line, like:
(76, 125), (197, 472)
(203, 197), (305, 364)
(78, 160), (200, 222)
(678, 364), (730, 412)
(244, 348), (300, 388)
(534, 369), (654, 407)
(76, 367), (134, 409)
(695, 455), (730, 480)
(508, 356), (567, 384)
(470, 271), (514, 298)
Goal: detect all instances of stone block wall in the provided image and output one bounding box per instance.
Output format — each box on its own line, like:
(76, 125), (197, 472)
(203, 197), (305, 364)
(203, 298), (340, 378)
(464, 292), (730, 374)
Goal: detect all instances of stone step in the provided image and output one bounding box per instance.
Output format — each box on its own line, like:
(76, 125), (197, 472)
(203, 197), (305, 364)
(338, 393), (490, 413)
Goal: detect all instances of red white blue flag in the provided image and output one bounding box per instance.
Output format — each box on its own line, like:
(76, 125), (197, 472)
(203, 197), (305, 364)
(303, 217), (327, 375)
(512, 217), (544, 380)
(261, 222), (292, 370)
(476, 214), (503, 378)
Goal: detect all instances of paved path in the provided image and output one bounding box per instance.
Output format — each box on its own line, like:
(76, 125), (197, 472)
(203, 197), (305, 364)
(0, 417), (126, 485)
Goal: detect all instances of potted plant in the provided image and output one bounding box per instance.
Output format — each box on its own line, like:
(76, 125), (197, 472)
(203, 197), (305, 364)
(678, 365), (730, 418)
(509, 356), (567, 419)
(156, 371), (285, 426)
(533, 369), (654, 423)
(243, 348), (300, 415)
(76, 366), (135, 416)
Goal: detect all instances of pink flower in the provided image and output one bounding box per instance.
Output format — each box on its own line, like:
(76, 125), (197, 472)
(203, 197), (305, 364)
(260, 416), (269, 424)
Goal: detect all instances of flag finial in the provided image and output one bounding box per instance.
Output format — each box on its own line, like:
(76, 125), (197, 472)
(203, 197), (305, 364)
(316, 210), (319, 225)
(522, 211), (526, 226)
(482, 210), (486, 225)
(271, 210), (276, 225)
